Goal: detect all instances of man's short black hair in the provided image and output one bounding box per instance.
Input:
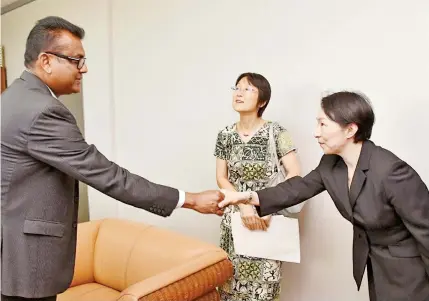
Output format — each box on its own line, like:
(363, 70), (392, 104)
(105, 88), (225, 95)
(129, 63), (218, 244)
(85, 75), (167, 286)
(321, 91), (375, 142)
(24, 16), (85, 68)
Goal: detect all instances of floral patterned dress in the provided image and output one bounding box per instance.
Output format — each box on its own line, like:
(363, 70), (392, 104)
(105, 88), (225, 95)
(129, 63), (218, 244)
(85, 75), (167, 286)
(214, 121), (296, 301)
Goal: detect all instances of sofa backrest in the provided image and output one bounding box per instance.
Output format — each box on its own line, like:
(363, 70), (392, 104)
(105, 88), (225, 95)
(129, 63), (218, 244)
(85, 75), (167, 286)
(92, 218), (225, 292)
(70, 219), (102, 287)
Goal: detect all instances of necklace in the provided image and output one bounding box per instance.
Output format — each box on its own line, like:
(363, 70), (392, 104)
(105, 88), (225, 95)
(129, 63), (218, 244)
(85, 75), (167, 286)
(238, 121), (264, 137)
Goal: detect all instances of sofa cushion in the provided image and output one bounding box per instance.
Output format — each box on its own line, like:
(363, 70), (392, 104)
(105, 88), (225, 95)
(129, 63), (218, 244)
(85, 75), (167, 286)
(93, 219), (152, 291)
(93, 219), (228, 292)
(58, 283), (120, 301)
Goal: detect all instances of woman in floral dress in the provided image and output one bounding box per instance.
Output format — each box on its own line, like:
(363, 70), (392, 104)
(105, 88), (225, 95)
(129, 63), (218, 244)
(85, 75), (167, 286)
(214, 72), (302, 301)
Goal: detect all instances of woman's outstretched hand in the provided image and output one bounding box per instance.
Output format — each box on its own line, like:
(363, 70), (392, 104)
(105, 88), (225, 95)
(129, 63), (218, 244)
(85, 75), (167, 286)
(218, 189), (260, 208)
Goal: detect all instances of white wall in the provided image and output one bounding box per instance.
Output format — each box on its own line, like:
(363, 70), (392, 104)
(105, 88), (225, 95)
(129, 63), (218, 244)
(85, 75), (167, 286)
(2, 1), (429, 301)
(61, 93), (89, 222)
(110, 1), (429, 300)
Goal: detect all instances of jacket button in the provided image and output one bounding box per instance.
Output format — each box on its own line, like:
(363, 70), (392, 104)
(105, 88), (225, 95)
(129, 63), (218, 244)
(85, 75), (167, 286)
(73, 222), (77, 228)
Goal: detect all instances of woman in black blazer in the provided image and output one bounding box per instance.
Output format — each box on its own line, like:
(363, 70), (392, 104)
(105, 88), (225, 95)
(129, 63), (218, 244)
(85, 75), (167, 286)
(219, 91), (429, 301)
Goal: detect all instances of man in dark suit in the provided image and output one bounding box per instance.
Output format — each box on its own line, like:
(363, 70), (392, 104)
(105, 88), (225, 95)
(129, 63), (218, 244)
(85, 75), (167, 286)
(219, 91), (429, 301)
(1, 16), (224, 301)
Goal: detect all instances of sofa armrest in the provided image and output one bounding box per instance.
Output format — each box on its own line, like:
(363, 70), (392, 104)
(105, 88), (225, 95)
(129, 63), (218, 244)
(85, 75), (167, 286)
(118, 259), (232, 301)
(69, 219), (103, 287)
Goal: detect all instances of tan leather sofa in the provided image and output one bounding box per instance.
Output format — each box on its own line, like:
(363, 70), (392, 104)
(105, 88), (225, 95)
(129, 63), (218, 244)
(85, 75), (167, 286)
(58, 218), (232, 301)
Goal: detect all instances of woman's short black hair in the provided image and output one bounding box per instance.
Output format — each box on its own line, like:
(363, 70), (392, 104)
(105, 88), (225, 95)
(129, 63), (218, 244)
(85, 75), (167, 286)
(235, 72), (271, 117)
(321, 91), (375, 142)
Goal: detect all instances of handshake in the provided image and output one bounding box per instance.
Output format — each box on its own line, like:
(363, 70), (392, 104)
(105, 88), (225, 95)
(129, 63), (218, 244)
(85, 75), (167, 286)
(184, 189), (256, 215)
(185, 189), (269, 230)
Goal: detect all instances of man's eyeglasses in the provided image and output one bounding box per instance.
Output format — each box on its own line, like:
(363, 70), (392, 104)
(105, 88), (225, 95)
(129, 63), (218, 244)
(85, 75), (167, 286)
(45, 51), (86, 70)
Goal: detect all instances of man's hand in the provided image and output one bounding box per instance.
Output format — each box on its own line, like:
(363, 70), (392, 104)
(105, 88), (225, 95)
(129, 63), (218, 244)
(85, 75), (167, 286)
(218, 189), (260, 208)
(183, 190), (225, 216)
(239, 204), (267, 231)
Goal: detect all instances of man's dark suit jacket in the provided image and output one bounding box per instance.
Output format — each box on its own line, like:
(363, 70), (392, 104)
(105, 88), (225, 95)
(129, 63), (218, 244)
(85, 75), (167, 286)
(257, 140), (429, 301)
(1, 71), (179, 298)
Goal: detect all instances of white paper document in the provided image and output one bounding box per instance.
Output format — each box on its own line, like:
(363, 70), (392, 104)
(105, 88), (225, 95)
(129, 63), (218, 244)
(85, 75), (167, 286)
(231, 212), (301, 263)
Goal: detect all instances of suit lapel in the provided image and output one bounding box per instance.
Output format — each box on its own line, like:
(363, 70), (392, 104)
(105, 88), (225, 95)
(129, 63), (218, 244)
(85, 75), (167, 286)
(349, 140), (374, 208)
(349, 169), (366, 207)
(333, 159), (353, 217)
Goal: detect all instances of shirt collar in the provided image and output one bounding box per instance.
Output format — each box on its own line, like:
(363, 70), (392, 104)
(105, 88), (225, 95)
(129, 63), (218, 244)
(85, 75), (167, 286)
(46, 85), (58, 99)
